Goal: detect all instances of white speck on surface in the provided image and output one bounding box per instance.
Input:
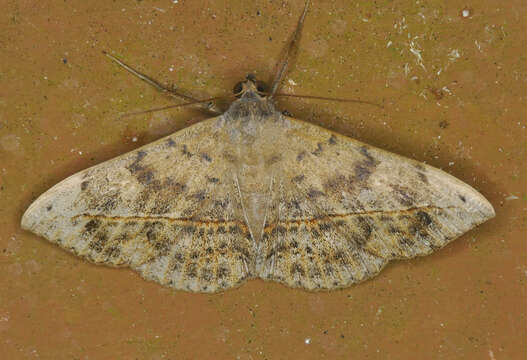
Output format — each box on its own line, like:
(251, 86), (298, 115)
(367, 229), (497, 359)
(462, 9), (471, 18)
(448, 162), (454, 166)
(488, 349), (496, 360)
(154, 7), (166, 13)
(304, 338), (311, 344)
(172, 0), (178, 3)
(505, 194), (519, 201)
(288, 79), (297, 86)
(448, 49), (461, 61)
(386, 40), (392, 48)
(169, 66), (174, 72)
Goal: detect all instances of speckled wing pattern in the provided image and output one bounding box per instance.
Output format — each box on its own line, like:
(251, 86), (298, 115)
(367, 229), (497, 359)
(255, 116), (495, 290)
(22, 111), (494, 292)
(21, 117), (256, 292)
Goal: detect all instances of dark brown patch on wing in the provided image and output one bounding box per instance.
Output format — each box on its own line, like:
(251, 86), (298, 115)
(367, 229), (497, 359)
(312, 143), (323, 156)
(291, 174), (305, 183)
(81, 181), (89, 191)
(296, 151), (307, 162)
(182, 145), (193, 158)
(389, 184), (417, 207)
(200, 153), (212, 162)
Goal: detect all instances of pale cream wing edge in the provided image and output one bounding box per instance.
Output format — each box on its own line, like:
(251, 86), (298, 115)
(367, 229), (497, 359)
(255, 116), (495, 291)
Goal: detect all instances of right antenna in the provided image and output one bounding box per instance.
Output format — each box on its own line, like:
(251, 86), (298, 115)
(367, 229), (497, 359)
(269, 0), (311, 99)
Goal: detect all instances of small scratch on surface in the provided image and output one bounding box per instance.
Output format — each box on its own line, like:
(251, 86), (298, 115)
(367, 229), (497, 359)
(408, 38), (426, 71)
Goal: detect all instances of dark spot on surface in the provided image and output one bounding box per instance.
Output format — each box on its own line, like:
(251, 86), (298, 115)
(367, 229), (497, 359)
(267, 154), (282, 165)
(200, 268), (213, 281)
(191, 190), (206, 201)
(46, 205), (52, 211)
(206, 176), (219, 183)
(185, 263), (198, 278)
(416, 211), (433, 226)
(200, 153), (212, 162)
(388, 225), (402, 234)
(166, 138), (176, 147)
(182, 144), (192, 158)
(282, 109), (292, 116)
(292, 174), (305, 183)
(439, 120), (449, 129)
(205, 247), (213, 255)
(81, 181), (89, 191)
(223, 152), (236, 162)
(359, 146), (376, 165)
(104, 246), (120, 259)
(333, 251), (348, 265)
(207, 227), (214, 235)
(190, 251), (199, 259)
(217, 266), (230, 279)
(417, 171), (429, 184)
(89, 230), (109, 253)
(390, 184), (416, 206)
(228, 225), (242, 235)
(307, 188), (325, 199)
(312, 143), (323, 156)
(399, 237), (415, 248)
(217, 226), (226, 234)
(62, 58), (67, 64)
(306, 246), (313, 254)
(458, 194), (467, 203)
(324, 263), (334, 275)
(271, 225), (287, 236)
(97, 192), (120, 212)
(335, 220), (346, 227)
(352, 216), (372, 246)
(329, 134), (337, 145)
(137, 170), (154, 185)
(181, 225), (196, 235)
(290, 263), (305, 276)
(290, 240), (298, 248)
(353, 164), (373, 181)
(296, 151), (306, 162)
(318, 223), (331, 232)
(84, 219), (101, 235)
(429, 87), (444, 100)
(310, 228), (320, 238)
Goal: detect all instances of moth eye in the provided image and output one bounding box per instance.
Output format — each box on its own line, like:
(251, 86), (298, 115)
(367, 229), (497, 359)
(233, 82), (243, 96)
(256, 81), (267, 93)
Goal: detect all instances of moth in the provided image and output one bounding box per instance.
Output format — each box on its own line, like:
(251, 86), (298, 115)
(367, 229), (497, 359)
(21, 1), (494, 292)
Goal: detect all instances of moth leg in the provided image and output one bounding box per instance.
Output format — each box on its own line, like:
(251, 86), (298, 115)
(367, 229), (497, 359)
(269, 0), (311, 98)
(102, 51), (221, 115)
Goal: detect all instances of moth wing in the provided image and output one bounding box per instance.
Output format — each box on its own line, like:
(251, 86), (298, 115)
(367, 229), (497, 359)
(257, 116), (495, 290)
(21, 117), (254, 293)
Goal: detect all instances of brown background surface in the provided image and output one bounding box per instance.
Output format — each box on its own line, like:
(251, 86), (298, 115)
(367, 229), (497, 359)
(1, 0), (526, 359)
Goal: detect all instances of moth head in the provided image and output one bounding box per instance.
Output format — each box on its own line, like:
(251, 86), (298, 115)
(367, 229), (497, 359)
(233, 74), (268, 98)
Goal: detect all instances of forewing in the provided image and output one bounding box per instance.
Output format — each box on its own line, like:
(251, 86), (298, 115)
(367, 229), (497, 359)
(257, 116), (495, 290)
(21, 117), (254, 292)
